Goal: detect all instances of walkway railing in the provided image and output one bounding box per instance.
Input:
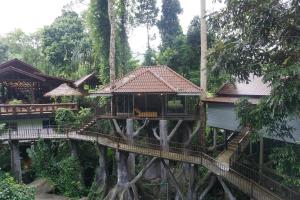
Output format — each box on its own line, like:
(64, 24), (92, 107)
(0, 103), (78, 115)
(1, 129), (299, 200)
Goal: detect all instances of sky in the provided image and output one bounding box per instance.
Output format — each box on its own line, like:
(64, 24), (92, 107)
(0, 0), (223, 59)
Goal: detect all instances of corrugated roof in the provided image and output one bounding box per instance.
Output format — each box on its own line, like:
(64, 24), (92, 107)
(91, 66), (201, 95)
(203, 97), (261, 104)
(74, 72), (97, 88)
(218, 75), (271, 96)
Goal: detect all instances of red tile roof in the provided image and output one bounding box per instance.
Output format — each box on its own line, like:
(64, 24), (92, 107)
(203, 97), (261, 104)
(91, 66), (201, 95)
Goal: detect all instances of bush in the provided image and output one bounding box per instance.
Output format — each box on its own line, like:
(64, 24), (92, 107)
(0, 171), (35, 200)
(55, 157), (85, 198)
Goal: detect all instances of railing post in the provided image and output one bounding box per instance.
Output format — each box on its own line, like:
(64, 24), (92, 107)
(38, 129), (40, 138)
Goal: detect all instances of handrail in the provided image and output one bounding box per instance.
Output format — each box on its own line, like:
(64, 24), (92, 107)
(1, 128), (299, 200)
(238, 130), (251, 144)
(0, 103), (78, 115)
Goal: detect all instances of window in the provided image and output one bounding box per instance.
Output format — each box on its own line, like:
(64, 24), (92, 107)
(166, 95), (186, 114)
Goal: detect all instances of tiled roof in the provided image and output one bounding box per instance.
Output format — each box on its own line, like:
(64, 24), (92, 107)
(91, 66), (201, 95)
(218, 75), (271, 97)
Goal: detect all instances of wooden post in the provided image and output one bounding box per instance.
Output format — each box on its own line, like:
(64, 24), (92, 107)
(213, 128), (217, 149)
(9, 140), (22, 183)
(69, 140), (78, 158)
(224, 130), (228, 150)
(259, 135), (264, 173)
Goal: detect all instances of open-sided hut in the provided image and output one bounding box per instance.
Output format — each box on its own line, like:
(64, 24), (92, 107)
(91, 66), (201, 119)
(0, 59), (80, 131)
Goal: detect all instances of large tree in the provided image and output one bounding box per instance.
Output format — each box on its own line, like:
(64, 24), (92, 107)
(158, 0), (182, 49)
(134, 0), (159, 49)
(88, 0), (134, 83)
(210, 0), (300, 139)
(41, 11), (87, 78)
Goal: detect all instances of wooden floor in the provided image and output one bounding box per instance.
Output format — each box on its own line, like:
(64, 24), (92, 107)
(0, 130), (285, 200)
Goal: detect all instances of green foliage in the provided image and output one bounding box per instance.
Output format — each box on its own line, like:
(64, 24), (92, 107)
(55, 157), (85, 198)
(0, 29), (47, 71)
(55, 108), (77, 129)
(27, 140), (85, 198)
(41, 10), (92, 78)
(270, 145), (300, 188)
(27, 140), (56, 178)
(143, 48), (157, 65)
(8, 99), (23, 105)
(158, 0), (183, 49)
(0, 171), (35, 200)
(211, 0), (300, 138)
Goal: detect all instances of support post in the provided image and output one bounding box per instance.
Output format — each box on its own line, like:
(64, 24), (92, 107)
(126, 118), (135, 178)
(213, 128), (217, 148)
(69, 140), (78, 158)
(9, 140), (22, 183)
(159, 119), (168, 198)
(259, 135), (264, 173)
(224, 130), (228, 150)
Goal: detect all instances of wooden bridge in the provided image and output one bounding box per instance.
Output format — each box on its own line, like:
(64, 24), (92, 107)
(1, 129), (299, 200)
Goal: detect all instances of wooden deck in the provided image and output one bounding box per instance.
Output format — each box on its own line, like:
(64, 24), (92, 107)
(1, 130), (296, 200)
(97, 114), (199, 121)
(0, 103), (78, 116)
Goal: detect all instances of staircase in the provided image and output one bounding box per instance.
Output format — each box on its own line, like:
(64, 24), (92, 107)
(77, 117), (98, 134)
(217, 128), (250, 166)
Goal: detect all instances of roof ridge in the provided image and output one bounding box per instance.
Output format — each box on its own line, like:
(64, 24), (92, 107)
(163, 66), (202, 91)
(0, 58), (41, 73)
(147, 69), (177, 92)
(114, 68), (168, 91)
(0, 66), (46, 81)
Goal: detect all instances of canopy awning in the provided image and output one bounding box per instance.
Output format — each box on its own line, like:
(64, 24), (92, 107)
(44, 83), (84, 97)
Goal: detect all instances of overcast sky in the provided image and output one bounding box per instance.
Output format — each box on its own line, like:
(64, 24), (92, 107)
(0, 0), (223, 59)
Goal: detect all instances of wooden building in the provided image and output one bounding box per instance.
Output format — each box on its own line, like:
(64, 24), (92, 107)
(91, 65), (201, 120)
(204, 75), (300, 144)
(0, 59), (93, 131)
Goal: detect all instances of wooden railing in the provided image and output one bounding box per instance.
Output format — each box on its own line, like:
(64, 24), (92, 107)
(0, 103), (78, 115)
(1, 129), (299, 199)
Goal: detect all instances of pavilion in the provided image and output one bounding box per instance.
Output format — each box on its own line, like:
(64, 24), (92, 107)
(91, 65), (201, 119)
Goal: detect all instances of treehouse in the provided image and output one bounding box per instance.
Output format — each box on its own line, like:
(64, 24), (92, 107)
(91, 66), (201, 120)
(204, 75), (300, 144)
(0, 58), (96, 131)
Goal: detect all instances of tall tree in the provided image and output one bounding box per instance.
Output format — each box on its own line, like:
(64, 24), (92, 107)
(135, 0), (159, 49)
(158, 0), (182, 49)
(88, 0), (134, 83)
(199, 0), (207, 147)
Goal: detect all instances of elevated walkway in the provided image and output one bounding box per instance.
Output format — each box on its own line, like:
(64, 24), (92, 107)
(1, 129), (298, 200)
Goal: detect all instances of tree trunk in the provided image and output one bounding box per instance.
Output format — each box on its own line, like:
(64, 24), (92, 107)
(159, 120), (168, 198)
(10, 140), (22, 183)
(199, 0), (207, 147)
(90, 144), (108, 199)
(126, 119), (135, 179)
(108, 0), (116, 88)
(69, 140), (78, 158)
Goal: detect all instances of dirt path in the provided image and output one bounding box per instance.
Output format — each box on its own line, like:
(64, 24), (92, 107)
(35, 193), (69, 200)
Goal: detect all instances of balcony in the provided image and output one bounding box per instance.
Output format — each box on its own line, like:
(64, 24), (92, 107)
(0, 103), (78, 116)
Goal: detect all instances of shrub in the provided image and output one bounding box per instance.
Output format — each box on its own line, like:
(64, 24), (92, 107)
(0, 171), (35, 200)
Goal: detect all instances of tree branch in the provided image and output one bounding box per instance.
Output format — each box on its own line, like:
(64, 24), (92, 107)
(218, 177), (236, 200)
(185, 121), (200, 145)
(129, 157), (158, 185)
(199, 175), (216, 200)
(133, 119), (149, 137)
(161, 160), (184, 200)
(167, 120), (183, 141)
(152, 127), (160, 140)
(112, 119), (126, 140)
